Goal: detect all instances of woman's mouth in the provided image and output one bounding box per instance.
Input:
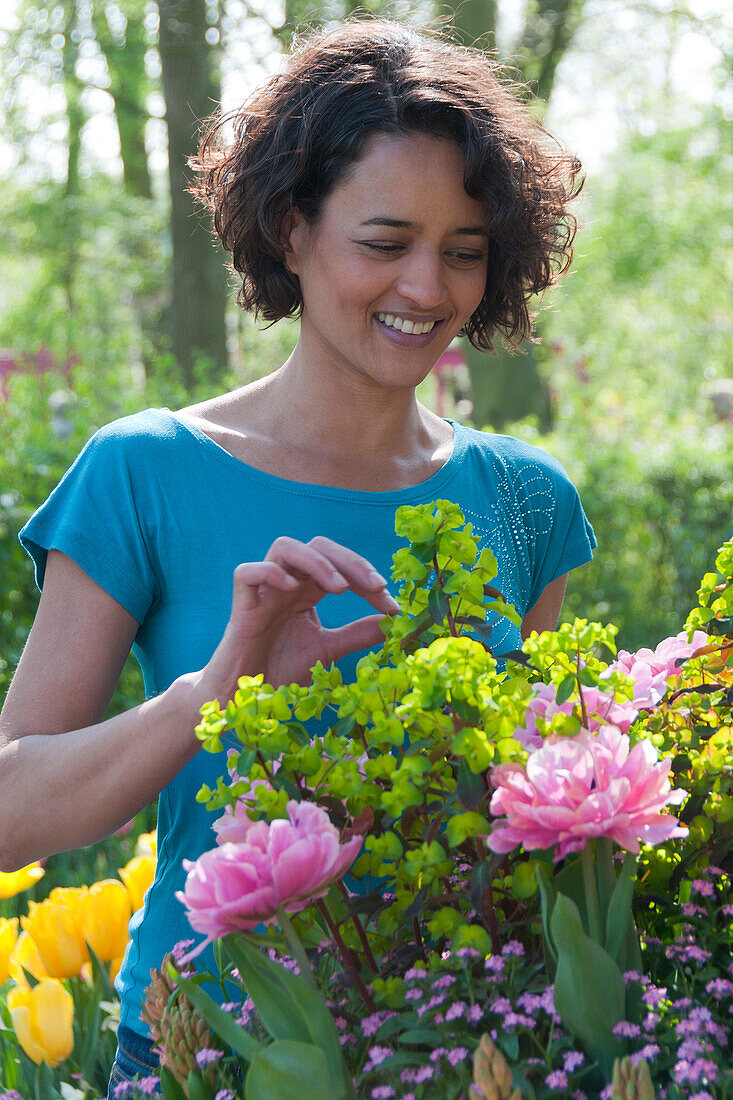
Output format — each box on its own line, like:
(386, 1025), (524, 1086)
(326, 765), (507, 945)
(373, 312), (444, 345)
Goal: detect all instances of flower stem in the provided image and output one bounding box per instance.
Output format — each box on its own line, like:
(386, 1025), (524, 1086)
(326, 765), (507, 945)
(581, 842), (603, 944)
(336, 881), (379, 973)
(276, 906), (318, 989)
(316, 899), (376, 1013)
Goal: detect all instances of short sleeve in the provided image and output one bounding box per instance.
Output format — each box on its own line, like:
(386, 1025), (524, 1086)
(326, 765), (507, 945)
(524, 457), (597, 611)
(18, 420), (159, 624)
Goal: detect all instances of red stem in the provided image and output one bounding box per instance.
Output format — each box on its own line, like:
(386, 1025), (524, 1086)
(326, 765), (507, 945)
(316, 899), (375, 1013)
(336, 881), (379, 973)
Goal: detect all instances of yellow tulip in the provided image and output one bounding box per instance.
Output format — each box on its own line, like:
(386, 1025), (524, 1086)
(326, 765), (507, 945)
(78, 880), (131, 963)
(7, 978), (74, 1067)
(0, 917), (19, 984)
(9, 931), (50, 987)
(135, 830), (157, 858)
(119, 854), (156, 913)
(21, 893), (89, 979)
(109, 953), (125, 983)
(0, 862), (45, 899)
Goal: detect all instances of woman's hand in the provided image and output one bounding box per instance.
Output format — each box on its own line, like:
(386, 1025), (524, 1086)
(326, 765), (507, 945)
(199, 536), (400, 700)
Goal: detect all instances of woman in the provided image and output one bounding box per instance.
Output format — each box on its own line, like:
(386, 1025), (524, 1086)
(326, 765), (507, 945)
(0, 18), (595, 1094)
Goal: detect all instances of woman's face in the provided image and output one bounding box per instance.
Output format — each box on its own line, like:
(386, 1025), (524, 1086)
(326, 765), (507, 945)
(284, 132), (489, 393)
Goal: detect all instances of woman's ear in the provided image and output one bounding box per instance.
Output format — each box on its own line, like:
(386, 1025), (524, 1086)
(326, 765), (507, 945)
(280, 207), (307, 276)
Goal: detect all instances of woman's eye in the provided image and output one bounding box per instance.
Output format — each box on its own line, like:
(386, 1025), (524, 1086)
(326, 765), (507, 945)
(361, 242), (484, 264)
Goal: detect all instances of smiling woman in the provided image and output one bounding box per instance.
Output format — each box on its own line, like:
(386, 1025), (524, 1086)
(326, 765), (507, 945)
(0, 18), (596, 1098)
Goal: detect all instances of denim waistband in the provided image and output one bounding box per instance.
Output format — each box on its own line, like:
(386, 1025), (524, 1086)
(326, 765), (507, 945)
(107, 1023), (160, 1098)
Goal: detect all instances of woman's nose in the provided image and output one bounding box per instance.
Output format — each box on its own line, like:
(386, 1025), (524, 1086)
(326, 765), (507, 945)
(394, 247), (449, 308)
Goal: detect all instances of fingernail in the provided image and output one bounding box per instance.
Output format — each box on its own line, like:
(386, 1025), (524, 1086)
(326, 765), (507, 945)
(285, 575), (299, 587)
(369, 570), (388, 587)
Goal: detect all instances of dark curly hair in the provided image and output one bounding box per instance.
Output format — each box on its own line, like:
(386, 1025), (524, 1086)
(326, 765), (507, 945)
(188, 18), (583, 352)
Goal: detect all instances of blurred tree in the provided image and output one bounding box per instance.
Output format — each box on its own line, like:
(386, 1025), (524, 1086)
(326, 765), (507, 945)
(90, 0), (153, 199)
(449, 0), (586, 431)
(157, 0), (229, 389)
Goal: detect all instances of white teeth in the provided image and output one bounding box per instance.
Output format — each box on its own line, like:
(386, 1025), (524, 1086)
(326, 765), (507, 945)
(375, 313), (437, 335)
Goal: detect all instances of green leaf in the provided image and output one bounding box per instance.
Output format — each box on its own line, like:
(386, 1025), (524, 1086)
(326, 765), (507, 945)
(469, 859), (492, 916)
(605, 852), (638, 964)
(223, 935), (354, 1098)
(445, 811), (490, 848)
(174, 973), (262, 1062)
(397, 1027), (447, 1047)
(84, 941), (116, 1003)
(427, 583), (450, 625)
(551, 893), (625, 1080)
(245, 1039), (336, 1100)
(185, 1070), (213, 1100)
(456, 761), (485, 809)
(556, 674), (576, 705)
(160, 1066), (188, 1100)
(535, 862), (558, 975)
(221, 937), (312, 1044)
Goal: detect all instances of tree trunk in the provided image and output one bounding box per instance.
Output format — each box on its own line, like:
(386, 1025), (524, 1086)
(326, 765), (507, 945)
(446, 0), (583, 430)
(60, 0), (84, 338)
(91, 0), (153, 199)
(157, 0), (228, 390)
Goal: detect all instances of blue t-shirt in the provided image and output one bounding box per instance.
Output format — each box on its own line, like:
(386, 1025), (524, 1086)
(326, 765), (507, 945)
(19, 407), (595, 1037)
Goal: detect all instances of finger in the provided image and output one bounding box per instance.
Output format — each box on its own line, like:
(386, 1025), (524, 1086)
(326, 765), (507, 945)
(324, 614), (391, 664)
(232, 561), (299, 612)
(265, 536), (351, 592)
(308, 536), (392, 593)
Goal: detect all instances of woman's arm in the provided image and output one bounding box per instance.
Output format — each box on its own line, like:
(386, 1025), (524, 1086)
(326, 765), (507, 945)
(0, 538), (398, 871)
(0, 550), (208, 870)
(520, 573), (568, 641)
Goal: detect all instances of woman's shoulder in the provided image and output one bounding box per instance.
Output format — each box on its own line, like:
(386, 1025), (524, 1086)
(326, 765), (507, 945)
(454, 421), (573, 486)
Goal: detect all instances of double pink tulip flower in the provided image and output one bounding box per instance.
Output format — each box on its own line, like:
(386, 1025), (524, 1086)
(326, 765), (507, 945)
(177, 801), (362, 956)
(487, 724), (688, 860)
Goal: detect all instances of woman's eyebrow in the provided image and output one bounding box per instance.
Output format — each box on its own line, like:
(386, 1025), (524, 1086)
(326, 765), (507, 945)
(359, 216), (489, 237)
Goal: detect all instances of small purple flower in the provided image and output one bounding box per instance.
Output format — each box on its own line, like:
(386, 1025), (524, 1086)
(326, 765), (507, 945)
(413, 1065), (435, 1082)
(484, 955), (505, 974)
(642, 985), (667, 1008)
(563, 1051), (585, 1073)
(365, 1045), (392, 1069)
(371, 1088), (395, 1099)
(447, 1045), (469, 1066)
(467, 1003), (484, 1023)
(622, 970), (644, 984)
(215, 1091), (236, 1100)
(195, 1048), (222, 1068)
(136, 1079), (160, 1096)
(405, 987), (423, 1002)
(432, 974), (457, 989)
(501, 940), (525, 957)
(0, 1093), (24, 1100)
(429, 1047), (447, 1063)
(546, 1070), (569, 1090)
(682, 903), (706, 917)
(613, 1021), (642, 1039)
(705, 978), (733, 999)
(489, 996), (512, 1014)
(636, 1043), (661, 1062)
(445, 1001), (467, 1020)
(456, 946), (481, 959)
(721, 904), (733, 917)
(113, 1086), (134, 1099)
(691, 879), (714, 897)
(404, 966), (428, 981)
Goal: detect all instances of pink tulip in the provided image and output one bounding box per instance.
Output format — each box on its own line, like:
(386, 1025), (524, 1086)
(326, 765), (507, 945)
(267, 801), (363, 913)
(487, 725), (687, 860)
(603, 630), (708, 712)
(177, 801), (362, 957)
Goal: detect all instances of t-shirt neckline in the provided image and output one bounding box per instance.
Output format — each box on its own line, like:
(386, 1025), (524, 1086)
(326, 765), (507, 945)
(158, 407), (466, 503)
